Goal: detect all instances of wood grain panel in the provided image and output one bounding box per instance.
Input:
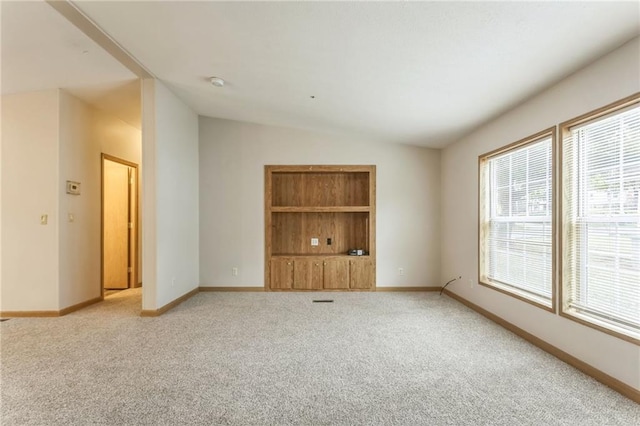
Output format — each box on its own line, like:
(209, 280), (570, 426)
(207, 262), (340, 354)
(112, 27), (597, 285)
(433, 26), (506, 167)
(293, 259), (311, 289)
(271, 206), (370, 212)
(103, 159), (129, 289)
(323, 259), (349, 289)
(293, 259), (323, 289)
(272, 172), (304, 206)
(271, 212), (301, 255)
(348, 173), (370, 206)
(306, 173), (327, 206)
(311, 261), (324, 289)
(265, 165), (375, 291)
(350, 213), (369, 253)
(102, 154), (139, 295)
(265, 166), (273, 289)
(270, 259), (293, 289)
(350, 258), (373, 289)
(267, 165), (373, 173)
(368, 166), (376, 283)
(272, 213), (369, 255)
(270, 171), (370, 207)
(128, 168), (138, 290)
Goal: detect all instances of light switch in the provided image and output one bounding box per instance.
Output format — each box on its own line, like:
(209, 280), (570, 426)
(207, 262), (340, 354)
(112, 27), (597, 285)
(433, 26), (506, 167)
(311, 238), (319, 246)
(68, 213), (75, 223)
(40, 214), (48, 225)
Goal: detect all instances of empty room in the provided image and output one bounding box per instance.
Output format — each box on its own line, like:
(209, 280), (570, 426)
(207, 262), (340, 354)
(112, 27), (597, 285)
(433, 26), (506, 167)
(1, 1), (639, 425)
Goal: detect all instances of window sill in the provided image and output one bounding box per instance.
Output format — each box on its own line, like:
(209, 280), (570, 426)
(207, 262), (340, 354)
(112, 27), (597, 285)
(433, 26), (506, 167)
(479, 279), (554, 313)
(559, 308), (640, 345)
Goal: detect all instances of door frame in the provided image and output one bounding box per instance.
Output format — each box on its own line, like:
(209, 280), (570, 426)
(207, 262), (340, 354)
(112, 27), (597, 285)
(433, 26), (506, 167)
(101, 153), (139, 296)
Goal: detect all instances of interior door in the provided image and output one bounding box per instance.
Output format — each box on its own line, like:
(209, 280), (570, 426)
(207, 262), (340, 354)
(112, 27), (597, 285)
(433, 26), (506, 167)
(103, 159), (130, 289)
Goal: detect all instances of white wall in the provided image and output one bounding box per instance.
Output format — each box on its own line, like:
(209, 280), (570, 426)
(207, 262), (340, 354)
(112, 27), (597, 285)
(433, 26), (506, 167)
(1, 89), (142, 312)
(91, 94), (143, 284)
(142, 79), (199, 310)
(58, 91), (101, 308)
(441, 37), (640, 389)
(57, 90), (142, 309)
(199, 118), (441, 288)
(1, 90), (60, 311)
(93, 104), (142, 164)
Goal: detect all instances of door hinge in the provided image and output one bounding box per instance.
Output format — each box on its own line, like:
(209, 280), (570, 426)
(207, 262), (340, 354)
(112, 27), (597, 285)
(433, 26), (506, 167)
(129, 178), (134, 185)
(127, 267), (132, 273)
(128, 222), (133, 229)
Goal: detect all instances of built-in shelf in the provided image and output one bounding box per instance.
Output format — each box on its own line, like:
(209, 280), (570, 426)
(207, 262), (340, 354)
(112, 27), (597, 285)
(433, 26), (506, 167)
(272, 254), (370, 258)
(265, 165), (376, 291)
(271, 206), (370, 213)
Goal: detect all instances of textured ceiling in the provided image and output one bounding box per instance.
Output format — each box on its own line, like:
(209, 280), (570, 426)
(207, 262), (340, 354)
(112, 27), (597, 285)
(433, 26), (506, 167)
(3, 2), (640, 147)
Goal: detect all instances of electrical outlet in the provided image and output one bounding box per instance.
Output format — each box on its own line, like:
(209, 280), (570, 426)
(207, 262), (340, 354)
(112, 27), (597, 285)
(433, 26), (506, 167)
(232, 267), (238, 276)
(398, 267), (404, 276)
(311, 238), (319, 246)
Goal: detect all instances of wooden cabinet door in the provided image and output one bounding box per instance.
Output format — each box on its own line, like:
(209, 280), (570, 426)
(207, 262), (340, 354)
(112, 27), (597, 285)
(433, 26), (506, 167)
(323, 259), (349, 289)
(270, 259), (293, 289)
(350, 259), (373, 289)
(293, 259), (323, 290)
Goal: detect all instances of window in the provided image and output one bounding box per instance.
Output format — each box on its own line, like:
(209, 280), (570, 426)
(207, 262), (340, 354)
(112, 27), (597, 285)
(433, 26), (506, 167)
(561, 95), (640, 343)
(479, 129), (555, 310)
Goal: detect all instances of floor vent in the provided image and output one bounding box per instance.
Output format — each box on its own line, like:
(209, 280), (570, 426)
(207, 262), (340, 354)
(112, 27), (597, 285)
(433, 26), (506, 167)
(312, 300), (334, 303)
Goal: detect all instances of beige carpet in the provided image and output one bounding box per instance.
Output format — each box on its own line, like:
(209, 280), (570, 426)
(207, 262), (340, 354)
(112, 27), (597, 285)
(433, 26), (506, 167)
(1, 289), (639, 425)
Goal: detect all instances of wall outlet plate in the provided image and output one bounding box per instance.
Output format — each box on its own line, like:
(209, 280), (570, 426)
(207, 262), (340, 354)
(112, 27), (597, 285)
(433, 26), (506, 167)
(311, 238), (319, 246)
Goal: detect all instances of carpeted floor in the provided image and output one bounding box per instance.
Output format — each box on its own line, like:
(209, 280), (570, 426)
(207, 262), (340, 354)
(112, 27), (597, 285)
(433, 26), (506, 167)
(1, 289), (638, 425)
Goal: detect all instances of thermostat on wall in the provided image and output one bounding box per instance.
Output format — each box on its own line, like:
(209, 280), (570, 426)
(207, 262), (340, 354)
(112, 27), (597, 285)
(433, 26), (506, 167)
(66, 181), (81, 195)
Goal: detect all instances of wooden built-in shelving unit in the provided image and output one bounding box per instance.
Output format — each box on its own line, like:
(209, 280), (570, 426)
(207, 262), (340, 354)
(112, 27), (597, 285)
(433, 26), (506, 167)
(265, 165), (376, 291)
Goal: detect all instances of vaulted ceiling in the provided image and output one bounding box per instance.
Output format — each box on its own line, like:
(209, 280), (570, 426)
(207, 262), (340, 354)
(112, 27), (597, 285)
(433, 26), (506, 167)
(1, 1), (141, 128)
(3, 1), (639, 147)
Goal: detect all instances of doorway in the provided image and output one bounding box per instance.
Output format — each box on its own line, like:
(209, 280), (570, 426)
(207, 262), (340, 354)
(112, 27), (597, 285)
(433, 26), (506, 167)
(102, 154), (139, 293)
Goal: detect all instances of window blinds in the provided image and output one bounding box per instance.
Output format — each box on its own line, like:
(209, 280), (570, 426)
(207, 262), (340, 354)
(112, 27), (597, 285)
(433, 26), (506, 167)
(563, 104), (640, 337)
(483, 136), (553, 304)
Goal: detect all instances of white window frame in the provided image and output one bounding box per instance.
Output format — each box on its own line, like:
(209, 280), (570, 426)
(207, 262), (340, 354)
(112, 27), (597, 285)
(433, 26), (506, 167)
(478, 128), (556, 311)
(560, 94), (640, 344)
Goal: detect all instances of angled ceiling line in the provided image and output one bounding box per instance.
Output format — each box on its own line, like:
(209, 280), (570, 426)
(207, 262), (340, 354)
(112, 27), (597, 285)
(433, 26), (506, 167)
(46, 0), (154, 79)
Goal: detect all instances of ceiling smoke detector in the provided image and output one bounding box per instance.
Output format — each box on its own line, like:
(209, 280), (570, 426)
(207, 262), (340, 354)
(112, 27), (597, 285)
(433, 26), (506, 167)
(210, 77), (225, 87)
